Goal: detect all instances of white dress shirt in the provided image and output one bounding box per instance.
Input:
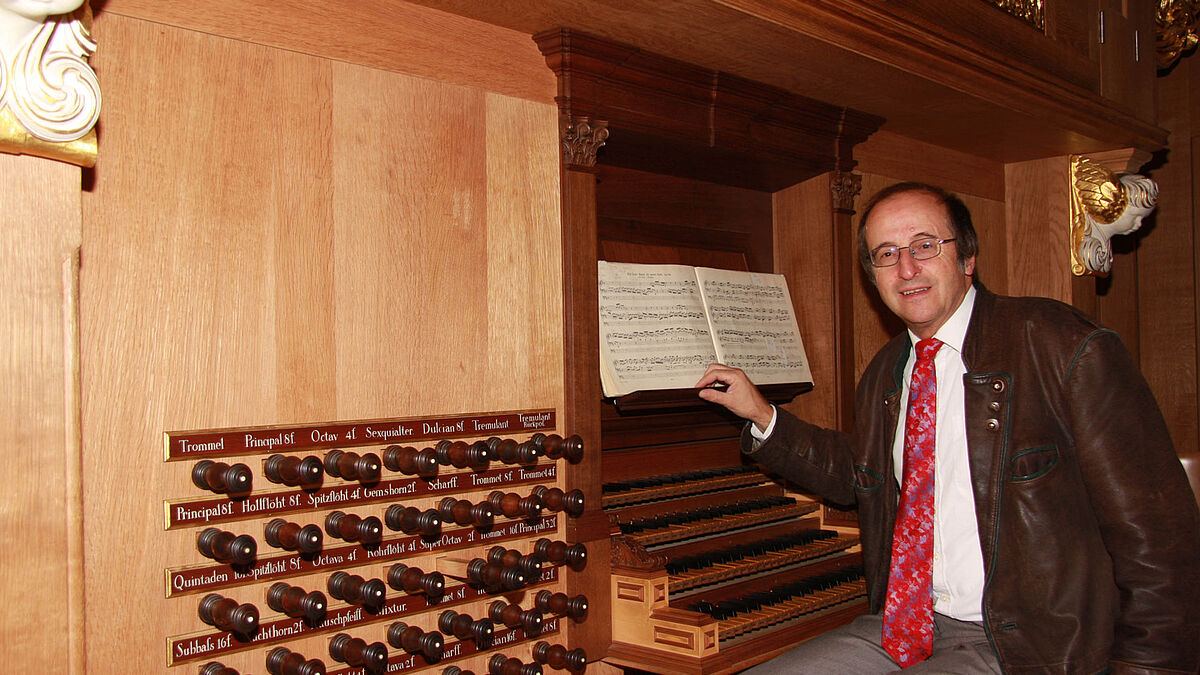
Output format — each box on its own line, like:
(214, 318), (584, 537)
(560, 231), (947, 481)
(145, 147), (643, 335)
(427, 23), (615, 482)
(751, 285), (985, 621)
(894, 284), (984, 621)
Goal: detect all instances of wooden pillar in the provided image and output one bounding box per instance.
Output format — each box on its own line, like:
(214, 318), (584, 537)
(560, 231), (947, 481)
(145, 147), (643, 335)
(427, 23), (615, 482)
(558, 116), (611, 659)
(0, 154), (85, 673)
(830, 171), (863, 431)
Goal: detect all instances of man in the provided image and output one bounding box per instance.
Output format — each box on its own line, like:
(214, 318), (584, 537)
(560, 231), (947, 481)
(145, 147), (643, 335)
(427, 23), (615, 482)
(696, 182), (1200, 674)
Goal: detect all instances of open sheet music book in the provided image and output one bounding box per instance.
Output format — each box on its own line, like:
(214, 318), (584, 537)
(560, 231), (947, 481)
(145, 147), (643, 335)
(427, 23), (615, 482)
(598, 261), (812, 397)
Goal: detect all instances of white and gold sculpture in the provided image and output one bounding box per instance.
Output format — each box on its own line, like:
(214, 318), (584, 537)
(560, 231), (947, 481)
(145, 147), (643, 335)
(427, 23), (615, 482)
(1070, 155), (1159, 277)
(0, 0), (99, 166)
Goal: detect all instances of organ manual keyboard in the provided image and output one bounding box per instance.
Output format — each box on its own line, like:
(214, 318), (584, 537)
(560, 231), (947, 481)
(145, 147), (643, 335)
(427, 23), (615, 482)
(603, 465), (867, 674)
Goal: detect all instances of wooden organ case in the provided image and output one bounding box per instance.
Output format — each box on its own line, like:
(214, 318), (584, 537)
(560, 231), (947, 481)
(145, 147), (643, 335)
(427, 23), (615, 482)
(535, 29), (884, 674)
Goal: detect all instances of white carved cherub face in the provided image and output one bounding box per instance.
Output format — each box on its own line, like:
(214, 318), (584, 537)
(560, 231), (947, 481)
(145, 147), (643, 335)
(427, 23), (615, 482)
(1091, 175), (1158, 240)
(0, 0), (82, 20)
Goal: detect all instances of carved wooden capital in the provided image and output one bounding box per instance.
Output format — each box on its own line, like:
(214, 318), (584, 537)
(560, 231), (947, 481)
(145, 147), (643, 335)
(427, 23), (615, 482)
(830, 171), (862, 213)
(560, 116), (609, 168)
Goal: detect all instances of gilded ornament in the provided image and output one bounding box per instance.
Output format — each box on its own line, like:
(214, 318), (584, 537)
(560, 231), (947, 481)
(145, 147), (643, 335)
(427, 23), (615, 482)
(1070, 155), (1158, 277)
(1157, 0), (1200, 69)
(0, 1), (99, 166)
(984, 0), (1044, 30)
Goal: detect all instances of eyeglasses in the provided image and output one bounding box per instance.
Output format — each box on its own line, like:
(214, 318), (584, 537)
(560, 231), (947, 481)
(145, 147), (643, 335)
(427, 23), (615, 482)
(869, 237), (956, 268)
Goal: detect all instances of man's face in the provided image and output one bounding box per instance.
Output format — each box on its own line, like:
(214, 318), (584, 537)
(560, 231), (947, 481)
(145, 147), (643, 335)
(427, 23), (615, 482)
(864, 190), (975, 339)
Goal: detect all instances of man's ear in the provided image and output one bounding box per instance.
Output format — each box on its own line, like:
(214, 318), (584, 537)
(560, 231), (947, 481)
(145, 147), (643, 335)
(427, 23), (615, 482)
(962, 255), (976, 276)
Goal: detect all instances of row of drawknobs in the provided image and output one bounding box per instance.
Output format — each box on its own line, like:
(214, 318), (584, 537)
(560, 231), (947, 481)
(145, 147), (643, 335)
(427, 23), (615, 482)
(196, 488), (584, 566)
(192, 435), (583, 497)
(198, 548), (589, 637)
(200, 639), (586, 675)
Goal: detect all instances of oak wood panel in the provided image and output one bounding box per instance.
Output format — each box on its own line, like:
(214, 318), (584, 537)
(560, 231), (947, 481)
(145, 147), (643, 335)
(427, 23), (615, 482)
(409, 0), (1166, 161)
(97, 0), (557, 105)
(855, 131), (1005, 202)
(773, 175), (838, 430)
(80, 13), (563, 673)
(0, 155), (82, 672)
(1004, 156), (1073, 302)
(1097, 0), (1156, 122)
(1138, 55), (1200, 453)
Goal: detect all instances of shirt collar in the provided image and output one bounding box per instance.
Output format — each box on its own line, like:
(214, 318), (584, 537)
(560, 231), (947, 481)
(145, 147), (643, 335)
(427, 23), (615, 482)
(907, 284), (976, 355)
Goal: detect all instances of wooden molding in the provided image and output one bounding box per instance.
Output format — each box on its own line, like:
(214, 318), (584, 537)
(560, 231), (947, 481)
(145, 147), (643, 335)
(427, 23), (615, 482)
(533, 27), (882, 191)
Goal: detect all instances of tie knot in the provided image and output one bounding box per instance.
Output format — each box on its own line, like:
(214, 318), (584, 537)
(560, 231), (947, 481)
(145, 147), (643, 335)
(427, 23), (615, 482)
(916, 338), (942, 362)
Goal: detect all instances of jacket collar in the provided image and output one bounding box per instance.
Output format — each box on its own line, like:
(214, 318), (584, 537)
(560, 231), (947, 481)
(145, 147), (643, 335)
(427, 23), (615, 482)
(960, 281), (997, 372)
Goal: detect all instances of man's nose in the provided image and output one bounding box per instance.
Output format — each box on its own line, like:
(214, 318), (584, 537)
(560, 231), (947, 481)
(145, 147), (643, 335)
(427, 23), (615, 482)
(896, 247), (920, 278)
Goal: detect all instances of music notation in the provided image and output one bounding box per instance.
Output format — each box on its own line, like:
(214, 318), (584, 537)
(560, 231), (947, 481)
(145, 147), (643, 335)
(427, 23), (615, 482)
(597, 262), (812, 397)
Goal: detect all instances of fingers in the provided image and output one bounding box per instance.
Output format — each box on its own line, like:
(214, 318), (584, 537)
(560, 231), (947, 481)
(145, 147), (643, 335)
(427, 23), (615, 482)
(695, 363), (747, 389)
(694, 364), (773, 428)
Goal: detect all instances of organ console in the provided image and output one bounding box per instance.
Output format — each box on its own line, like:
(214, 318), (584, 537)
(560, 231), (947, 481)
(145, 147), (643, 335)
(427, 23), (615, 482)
(192, 460), (253, 497)
(603, 465), (866, 672)
(436, 440), (491, 470)
(487, 654), (542, 675)
(266, 582), (327, 625)
(327, 571), (387, 612)
(263, 518), (323, 554)
(530, 486), (584, 517)
(438, 609), (495, 647)
(489, 490), (543, 520)
(329, 633), (389, 674)
(486, 437), (538, 465)
(532, 539), (587, 571)
(386, 504), (443, 538)
(534, 591), (588, 622)
(198, 593), (259, 638)
(438, 496), (495, 529)
(196, 527), (257, 566)
(324, 510), (383, 546)
(388, 621), (446, 663)
(387, 563), (447, 599)
(264, 454), (324, 490)
(488, 600), (544, 636)
(487, 545), (543, 578)
(531, 641), (586, 673)
(323, 450), (382, 484)
(266, 647), (325, 675)
(530, 434), (583, 464)
(163, 412), (588, 674)
(384, 445), (441, 478)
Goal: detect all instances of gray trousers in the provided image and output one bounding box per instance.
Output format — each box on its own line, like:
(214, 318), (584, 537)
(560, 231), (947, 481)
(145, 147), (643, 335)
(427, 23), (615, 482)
(738, 613), (1001, 674)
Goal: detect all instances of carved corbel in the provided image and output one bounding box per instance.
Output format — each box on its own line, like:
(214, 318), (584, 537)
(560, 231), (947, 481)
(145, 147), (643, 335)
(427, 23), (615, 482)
(560, 116), (608, 169)
(0, 2), (99, 167)
(830, 171), (862, 214)
(1157, 0), (1200, 70)
(1070, 154), (1158, 277)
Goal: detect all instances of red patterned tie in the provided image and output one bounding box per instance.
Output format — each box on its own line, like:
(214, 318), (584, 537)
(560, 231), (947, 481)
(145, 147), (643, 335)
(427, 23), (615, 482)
(883, 337), (942, 668)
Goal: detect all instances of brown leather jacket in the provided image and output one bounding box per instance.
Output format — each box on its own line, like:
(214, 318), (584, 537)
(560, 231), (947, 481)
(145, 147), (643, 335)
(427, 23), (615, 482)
(745, 287), (1200, 674)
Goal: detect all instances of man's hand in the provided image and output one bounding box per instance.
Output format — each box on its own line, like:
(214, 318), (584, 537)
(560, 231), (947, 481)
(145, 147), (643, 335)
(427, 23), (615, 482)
(695, 363), (774, 432)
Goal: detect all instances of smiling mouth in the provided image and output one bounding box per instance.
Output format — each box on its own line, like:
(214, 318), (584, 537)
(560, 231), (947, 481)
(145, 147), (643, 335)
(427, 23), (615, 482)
(901, 287), (929, 296)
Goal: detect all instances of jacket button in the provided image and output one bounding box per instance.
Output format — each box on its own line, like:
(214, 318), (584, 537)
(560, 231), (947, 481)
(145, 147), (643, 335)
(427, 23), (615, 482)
(991, 379), (1005, 392)
(985, 418), (999, 431)
(989, 401), (1001, 412)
